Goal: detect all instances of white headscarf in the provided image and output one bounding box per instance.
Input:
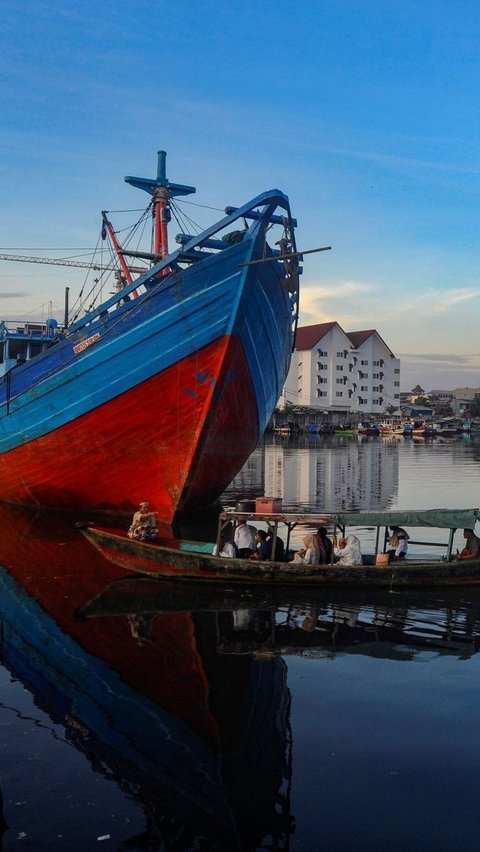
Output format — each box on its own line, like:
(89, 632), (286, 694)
(334, 534), (363, 566)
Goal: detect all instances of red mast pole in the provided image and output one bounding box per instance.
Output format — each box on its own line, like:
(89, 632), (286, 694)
(124, 149), (195, 270)
(154, 187), (170, 259)
(101, 212), (134, 285)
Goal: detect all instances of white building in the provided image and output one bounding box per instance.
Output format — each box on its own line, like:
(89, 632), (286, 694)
(281, 322), (400, 414)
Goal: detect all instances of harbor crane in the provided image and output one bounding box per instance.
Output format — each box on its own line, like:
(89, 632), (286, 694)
(0, 253), (146, 274)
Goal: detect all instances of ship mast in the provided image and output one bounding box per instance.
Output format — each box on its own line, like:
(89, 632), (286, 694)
(124, 150), (196, 260)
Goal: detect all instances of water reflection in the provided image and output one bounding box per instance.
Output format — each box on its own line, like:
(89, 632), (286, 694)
(79, 577), (480, 662)
(2, 504), (480, 848)
(224, 432), (480, 512)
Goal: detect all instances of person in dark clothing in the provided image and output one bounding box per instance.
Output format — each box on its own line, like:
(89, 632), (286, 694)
(266, 526), (285, 561)
(251, 530), (272, 560)
(315, 527), (333, 563)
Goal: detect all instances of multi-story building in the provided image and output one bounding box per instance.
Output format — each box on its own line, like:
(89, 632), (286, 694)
(281, 322), (400, 414)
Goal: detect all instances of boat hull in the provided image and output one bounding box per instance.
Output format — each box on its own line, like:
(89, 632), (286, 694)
(81, 527), (480, 588)
(0, 194), (298, 521)
(0, 336), (258, 520)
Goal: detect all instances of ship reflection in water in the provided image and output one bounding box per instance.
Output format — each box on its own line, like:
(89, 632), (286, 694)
(1, 505), (480, 850)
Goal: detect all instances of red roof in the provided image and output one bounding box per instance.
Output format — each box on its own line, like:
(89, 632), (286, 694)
(295, 322), (338, 350)
(347, 329), (396, 357)
(295, 324), (397, 358)
(346, 330), (375, 349)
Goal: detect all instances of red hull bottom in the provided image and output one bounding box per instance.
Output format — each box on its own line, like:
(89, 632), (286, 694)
(0, 336), (259, 522)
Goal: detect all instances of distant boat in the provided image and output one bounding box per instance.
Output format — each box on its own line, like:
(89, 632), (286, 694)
(0, 151), (313, 522)
(435, 420), (460, 438)
(357, 423), (380, 436)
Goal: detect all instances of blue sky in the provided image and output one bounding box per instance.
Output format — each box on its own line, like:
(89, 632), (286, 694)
(2, 0), (480, 390)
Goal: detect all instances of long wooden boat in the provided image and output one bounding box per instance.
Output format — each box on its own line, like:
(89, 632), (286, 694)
(80, 508), (480, 588)
(0, 150), (311, 522)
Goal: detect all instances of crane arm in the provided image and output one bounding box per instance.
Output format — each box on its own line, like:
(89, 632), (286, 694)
(0, 253), (146, 274)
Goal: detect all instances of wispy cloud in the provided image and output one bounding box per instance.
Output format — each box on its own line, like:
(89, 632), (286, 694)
(300, 279), (376, 321)
(398, 353), (475, 365)
(400, 287), (480, 317)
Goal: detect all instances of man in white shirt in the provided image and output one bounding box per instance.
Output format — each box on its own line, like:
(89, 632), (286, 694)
(234, 520), (257, 558)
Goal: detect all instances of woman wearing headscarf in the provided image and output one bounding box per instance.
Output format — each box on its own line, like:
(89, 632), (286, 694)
(294, 534), (321, 564)
(333, 534), (363, 566)
(387, 526), (409, 560)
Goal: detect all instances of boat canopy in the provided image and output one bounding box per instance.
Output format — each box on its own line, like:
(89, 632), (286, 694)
(221, 508), (479, 530)
(334, 509), (479, 530)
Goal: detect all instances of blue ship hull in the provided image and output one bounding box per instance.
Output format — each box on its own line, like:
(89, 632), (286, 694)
(0, 187), (300, 520)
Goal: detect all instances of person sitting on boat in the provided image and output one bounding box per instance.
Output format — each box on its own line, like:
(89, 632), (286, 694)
(387, 526), (409, 561)
(213, 535), (236, 557)
(127, 501), (159, 541)
(251, 529), (272, 560)
(266, 525), (285, 561)
(234, 519), (257, 558)
(333, 534), (363, 566)
(314, 526), (333, 563)
(457, 528), (480, 561)
(293, 534), (320, 565)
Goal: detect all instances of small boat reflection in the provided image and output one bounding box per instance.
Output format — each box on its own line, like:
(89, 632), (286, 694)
(79, 576), (480, 661)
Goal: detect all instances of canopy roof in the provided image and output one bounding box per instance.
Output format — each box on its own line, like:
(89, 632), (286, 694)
(331, 509), (479, 529)
(221, 508), (479, 530)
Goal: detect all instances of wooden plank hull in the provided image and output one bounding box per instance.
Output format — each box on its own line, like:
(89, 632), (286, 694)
(0, 190), (298, 522)
(0, 336), (258, 520)
(81, 526), (480, 588)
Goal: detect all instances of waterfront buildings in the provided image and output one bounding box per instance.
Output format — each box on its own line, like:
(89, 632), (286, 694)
(281, 322), (401, 414)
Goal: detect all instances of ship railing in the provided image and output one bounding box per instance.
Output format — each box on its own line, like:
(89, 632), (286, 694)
(67, 189), (298, 336)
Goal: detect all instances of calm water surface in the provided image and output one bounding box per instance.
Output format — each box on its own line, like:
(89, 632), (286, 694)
(1, 435), (480, 850)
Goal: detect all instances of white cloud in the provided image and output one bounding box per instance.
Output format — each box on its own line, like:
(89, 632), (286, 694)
(299, 279), (376, 322)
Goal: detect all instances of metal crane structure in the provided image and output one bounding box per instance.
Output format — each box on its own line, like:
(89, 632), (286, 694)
(0, 253), (146, 274)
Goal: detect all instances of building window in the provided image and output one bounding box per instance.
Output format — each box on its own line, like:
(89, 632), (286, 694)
(394, 368), (400, 374)
(335, 391), (343, 397)
(394, 394), (400, 399)
(361, 360), (368, 365)
(317, 349), (328, 356)
(317, 390), (327, 397)
(336, 365), (343, 371)
(394, 381), (400, 387)
(361, 385), (368, 391)
(336, 378), (343, 384)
